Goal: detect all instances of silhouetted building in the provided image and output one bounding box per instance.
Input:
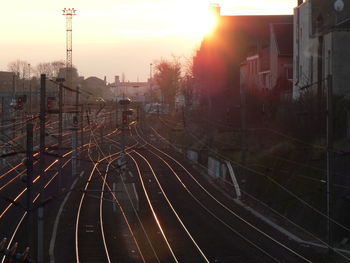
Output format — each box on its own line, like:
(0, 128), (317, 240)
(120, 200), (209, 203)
(111, 80), (149, 103)
(0, 71), (15, 93)
(240, 22), (293, 99)
(193, 14), (293, 115)
(82, 76), (112, 100)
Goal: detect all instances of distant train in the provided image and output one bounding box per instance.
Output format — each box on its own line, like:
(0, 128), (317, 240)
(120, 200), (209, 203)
(85, 96), (105, 104)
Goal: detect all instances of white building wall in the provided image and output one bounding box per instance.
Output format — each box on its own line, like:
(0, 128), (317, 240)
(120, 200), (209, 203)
(293, 1), (350, 100)
(293, 1), (318, 99)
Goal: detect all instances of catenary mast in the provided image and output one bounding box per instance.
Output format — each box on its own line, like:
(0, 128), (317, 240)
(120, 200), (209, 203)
(62, 8), (76, 104)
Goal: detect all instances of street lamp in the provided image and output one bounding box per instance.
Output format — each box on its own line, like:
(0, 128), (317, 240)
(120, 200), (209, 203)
(334, 0), (344, 12)
(326, 0), (344, 255)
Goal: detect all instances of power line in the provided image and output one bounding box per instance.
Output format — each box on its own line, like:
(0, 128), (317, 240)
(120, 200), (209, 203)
(144, 123), (350, 235)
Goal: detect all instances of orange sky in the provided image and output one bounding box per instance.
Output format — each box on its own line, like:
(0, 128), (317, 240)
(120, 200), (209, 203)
(0, 0), (296, 82)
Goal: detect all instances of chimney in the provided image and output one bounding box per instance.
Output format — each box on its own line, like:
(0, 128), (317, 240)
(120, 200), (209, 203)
(104, 76), (107, 84)
(209, 3), (221, 16)
(115, 75), (120, 85)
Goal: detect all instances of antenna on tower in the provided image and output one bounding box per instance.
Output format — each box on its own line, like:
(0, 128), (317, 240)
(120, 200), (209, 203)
(62, 8), (77, 104)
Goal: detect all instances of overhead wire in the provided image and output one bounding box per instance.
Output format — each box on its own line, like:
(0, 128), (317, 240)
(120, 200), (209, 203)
(145, 120), (350, 238)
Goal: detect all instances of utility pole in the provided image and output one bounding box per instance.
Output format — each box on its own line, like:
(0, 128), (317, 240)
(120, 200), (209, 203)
(62, 8), (76, 105)
(70, 84), (80, 182)
(327, 74), (334, 254)
(57, 78), (64, 192)
(149, 63), (153, 102)
(119, 98), (130, 173)
(12, 74), (16, 140)
(240, 80), (247, 200)
(71, 126), (77, 182)
(38, 74), (46, 263)
(325, 1), (344, 253)
(115, 99), (118, 128)
(26, 123), (33, 251)
(28, 64), (32, 115)
(76, 85), (80, 167)
(0, 97), (4, 158)
(80, 103), (84, 165)
(71, 86), (79, 181)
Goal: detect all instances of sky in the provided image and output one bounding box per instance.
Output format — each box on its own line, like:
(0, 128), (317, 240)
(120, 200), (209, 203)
(0, 0), (296, 82)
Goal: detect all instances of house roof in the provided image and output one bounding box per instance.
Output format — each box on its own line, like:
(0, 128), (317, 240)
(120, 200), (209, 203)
(0, 71), (15, 92)
(271, 23), (293, 56)
(0, 71), (14, 80)
(217, 15), (292, 40)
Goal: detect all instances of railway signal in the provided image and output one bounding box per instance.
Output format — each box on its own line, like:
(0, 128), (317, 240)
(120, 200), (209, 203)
(47, 97), (55, 110)
(72, 116), (78, 127)
(119, 98), (131, 126)
(15, 95), (27, 110)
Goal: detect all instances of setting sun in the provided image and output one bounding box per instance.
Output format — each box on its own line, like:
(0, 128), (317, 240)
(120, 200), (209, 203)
(174, 4), (219, 39)
(0, 0), (296, 80)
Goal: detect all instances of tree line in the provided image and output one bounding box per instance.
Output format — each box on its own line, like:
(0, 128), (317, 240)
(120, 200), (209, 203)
(7, 60), (66, 79)
(152, 56), (196, 112)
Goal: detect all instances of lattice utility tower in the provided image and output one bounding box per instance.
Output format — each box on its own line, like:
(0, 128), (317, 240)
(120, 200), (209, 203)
(62, 8), (76, 102)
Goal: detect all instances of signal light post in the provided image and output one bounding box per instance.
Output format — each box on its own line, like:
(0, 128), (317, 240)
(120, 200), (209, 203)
(17, 96), (23, 110)
(55, 78), (65, 193)
(119, 98), (131, 170)
(38, 74), (46, 263)
(26, 123), (33, 253)
(15, 95), (26, 110)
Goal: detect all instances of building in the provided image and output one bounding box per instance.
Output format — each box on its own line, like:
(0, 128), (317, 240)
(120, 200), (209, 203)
(193, 12), (293, 115)
(240, 48), (269, 92)
(269, 23), (293, 98)
(0, 71), (15, 94)
(111, 75), (150, 103)
(293, 0), (350, 99)
(82, 76), (112, 101)
(240, 23), (293, 111)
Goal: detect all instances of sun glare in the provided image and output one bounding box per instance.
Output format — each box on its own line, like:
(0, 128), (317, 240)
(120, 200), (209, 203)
(176, 5), (218, 39)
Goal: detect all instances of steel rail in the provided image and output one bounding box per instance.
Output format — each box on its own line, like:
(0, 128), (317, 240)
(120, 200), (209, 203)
(128, 154), (178, 263)
(134, 125), (313, 263)
(132, 150), (210, 262)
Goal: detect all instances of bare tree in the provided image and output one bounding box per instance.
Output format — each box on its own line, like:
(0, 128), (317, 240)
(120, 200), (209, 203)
(51, 61), (65, 77)
(36, 62), (52, 78)
(180, 57), (196, 108)
(153, 58), (181, 111)
(7, 60), (30, 79)
(35, 60), (65, 78)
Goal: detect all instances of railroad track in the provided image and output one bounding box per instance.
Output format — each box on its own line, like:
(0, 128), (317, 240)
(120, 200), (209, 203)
(74, 125), (144, 262)
(128, 124), (316, 262)
(0, 110), (324, 262)
(0, 113), (116, 261)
